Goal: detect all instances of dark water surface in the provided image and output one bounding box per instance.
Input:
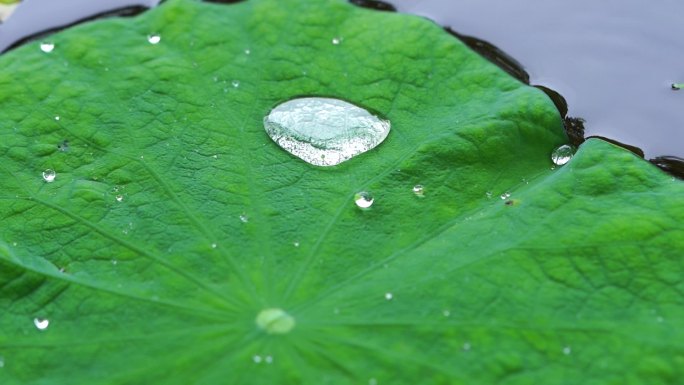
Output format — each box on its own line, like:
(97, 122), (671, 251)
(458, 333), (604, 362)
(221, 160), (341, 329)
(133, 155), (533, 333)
(1, 0), (682, 159)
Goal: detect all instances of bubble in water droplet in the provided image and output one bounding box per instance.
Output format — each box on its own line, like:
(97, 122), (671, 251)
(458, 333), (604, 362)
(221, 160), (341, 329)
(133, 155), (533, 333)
(354, 191), (374, 209)
(551, 144), (575, 166)
(253, 355), (262, 364)
(147, 34), (161, 44)
(265, 355), (273, 364)
(42, 169), (56, 183)
(40, 42), (54, 53)
(500, 192), (510, 200)
(256, 308), (296, 334)
(384, 292), (393, 301)
(33, 318), (49, 330)
(232, 80), (240, 88)
(332, 37), (342, 45)
(239, 214), (249, 223)
(412, 185), (425, 197)
(563, 346), (571, 355)
(111, 259), (118, 265)
(264, 97), (391, 166)
(115, 195), (124, 202)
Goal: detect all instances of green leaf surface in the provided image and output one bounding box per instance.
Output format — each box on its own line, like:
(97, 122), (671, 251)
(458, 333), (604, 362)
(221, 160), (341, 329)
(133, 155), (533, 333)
(1, 0), (683, 384)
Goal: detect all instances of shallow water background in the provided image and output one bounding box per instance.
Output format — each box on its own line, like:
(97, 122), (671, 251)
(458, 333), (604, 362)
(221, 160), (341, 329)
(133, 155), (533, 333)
(391, 0), (683, 158)
(1, 0), (682, 158)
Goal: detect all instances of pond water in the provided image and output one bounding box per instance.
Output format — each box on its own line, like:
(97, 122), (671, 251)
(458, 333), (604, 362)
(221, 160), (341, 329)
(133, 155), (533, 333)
(1, 0), (681, 160)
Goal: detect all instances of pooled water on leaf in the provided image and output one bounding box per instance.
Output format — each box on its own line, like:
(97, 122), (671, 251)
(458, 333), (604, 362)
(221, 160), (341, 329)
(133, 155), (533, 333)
(551, 144), (575, 165)
(42, 169), (56, 183)
(354, 191), (374, 209)
(40, 42), (54, 53)
(264, 97), (391, 166)
(147, 34), (161, 44)
(239, 214), (248, 223)
(33, 318), (49, 330)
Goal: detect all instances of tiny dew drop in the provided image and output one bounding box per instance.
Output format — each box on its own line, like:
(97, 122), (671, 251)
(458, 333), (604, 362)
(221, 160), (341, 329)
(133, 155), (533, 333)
(115, 195), (124, 202)
(442, 309), (451, 317)
(412, 185), (425, 197)
(551, 144), (575, 166)
(232, 80), (240, 88)
(33, 318), (49, 330)
(264, 355), (273, 364)
(211, 243), (217, 249)
(332, 37), (342, 45)
(40, 42), (54, 53)
(293, 241), (300, 247)
(253, 355), (262, 364)
(42, 169), (56, 183)
(462, 342), (471, 351)
(239, 214), (249, 223)
(384, 292), (393, 301)
(500, 192), (510, 200)
(354, 191), (374, 209)
(147, 34), (161, 44)
(244, 48), (251, 55)
(563, 346), (572, 355)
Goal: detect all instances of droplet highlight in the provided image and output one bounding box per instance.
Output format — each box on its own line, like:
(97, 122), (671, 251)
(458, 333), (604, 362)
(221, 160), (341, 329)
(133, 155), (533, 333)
(42, 169), (56, 183)
(264, 97), (391, 166)
(33, 318), (49, 330)
(354, 191), (374, 209)
(551, 144), (575, 166)
(147, 34), (161, 44)
(40, 42), (54, 53)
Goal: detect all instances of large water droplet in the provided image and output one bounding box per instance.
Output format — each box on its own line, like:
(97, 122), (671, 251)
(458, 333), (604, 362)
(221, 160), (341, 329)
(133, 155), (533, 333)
(551, 144), (575, 166)
(33, 318), (49, 330)
(40, 42), (54, 53)
(256, 308), (295, 334)
(354, 191), (374, 209)
(264, 97), (391, 166)
(42, 169), (56, 183)
(147, 34), (161, 44)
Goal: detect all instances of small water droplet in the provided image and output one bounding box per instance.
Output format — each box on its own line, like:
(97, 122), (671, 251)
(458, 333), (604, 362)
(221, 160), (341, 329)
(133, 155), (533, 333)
(111, 259), (118, 265)
(40, 42), (54, 53)
(232, 80), (240, 88)
(212, 154), (218, 159)
(354, 191), (374, 209)
(57, 139), (69, 152)
(462, 342), (471, 351)
(412, 185), (425, 197)
(442, 310), (451, 317)
(551, 144), (575, 166)
(500, 192), (510, 200)
(384, 292), (393, 301)
(244, 48), (251, 55)
(265, 355), (273, 364)
(211, 243), (217, 249)
(264, 97), (391, 166)
(332, 37), (342, 45)
(293, 241), (300, 247)
(54, 115), (60, 121)
(0, 356), (4, 368)
(12, 242), (17, 247)
(239, 214), (249, 223)
(115, 195), (124, 202)
(147, 34), (161, 44)
(657, 316), (664, 323)
(253, 355), (262, 364)
(42, 169), (56, 183)
(33, 318), (49, 330)
(563, 346), (572, 355)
